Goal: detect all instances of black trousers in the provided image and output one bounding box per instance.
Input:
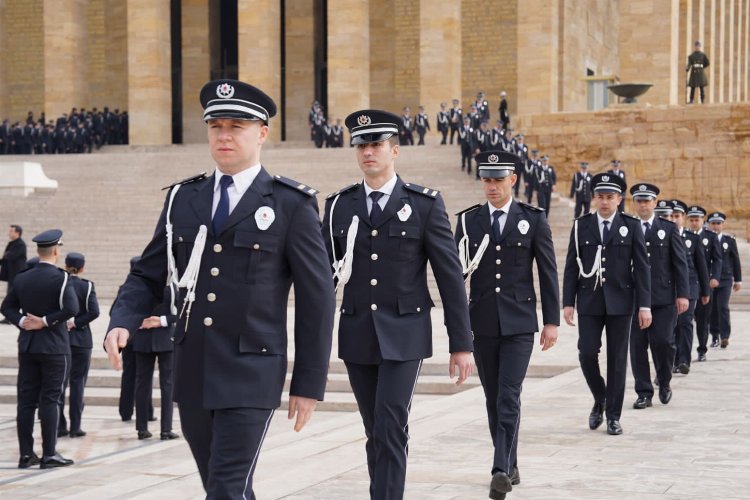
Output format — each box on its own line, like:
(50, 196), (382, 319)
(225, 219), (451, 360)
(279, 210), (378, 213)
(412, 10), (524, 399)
(416, 128), (426, 145)
(538, 188), (552, 215)
(695, 289), (714, 354)
(630, 304), (677, 397)
(179, 404), (274, 500)
(120, 343), (153, 421)
(577, 314), (632, 421)
(439, 127), (447, 144)
(135, 350), (174, 433)
(18, 353), (67, 457)
(346, 359), (422, 500)
(674, 299), (697, 366)
(513, 170), (522, 197)
(710, 285), (732, 340)
(59, 347), (91, 432)
(460, 144), (471, 171)
(449, 125), (458, 144)
(57, 353), (72, 432)
(474, 333), (534, 476)
(574, 197), (590, 219)
(524, 180), (535, 204)
(689, 86), (706, 103)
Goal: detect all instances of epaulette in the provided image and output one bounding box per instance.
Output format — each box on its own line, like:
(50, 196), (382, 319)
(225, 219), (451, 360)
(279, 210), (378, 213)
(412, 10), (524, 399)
(273, 175), (318, 197)
(404, 183), (439, 198)
(575, 212), (596, 220)
(620, 212), (639, 220)
(517, 201), (545, 212)
(659, 218), (676, 226)
(723, 233), (736, 240)
(454, 204), (481, 216)
(326, 183), (360, 200)
(161, 172), (207, 191)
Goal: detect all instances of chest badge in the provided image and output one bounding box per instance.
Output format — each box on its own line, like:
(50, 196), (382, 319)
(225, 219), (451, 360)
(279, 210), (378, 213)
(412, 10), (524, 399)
(397, 203), (412, 222)
(657, 229), (666, 240)
(518, 220), (530, 235)
(702, 238), (709, 246)
(619, 226), (628, 237)
(723, 242), (729, 250)
(686, 239), (692, 248)
(255, 206), (276, 231)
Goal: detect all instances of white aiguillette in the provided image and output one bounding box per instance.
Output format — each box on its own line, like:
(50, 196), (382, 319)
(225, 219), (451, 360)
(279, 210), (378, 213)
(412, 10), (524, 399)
(255, 206), (276, 230)
(517, 220), (530, 235)
(397, 203), (412, 222)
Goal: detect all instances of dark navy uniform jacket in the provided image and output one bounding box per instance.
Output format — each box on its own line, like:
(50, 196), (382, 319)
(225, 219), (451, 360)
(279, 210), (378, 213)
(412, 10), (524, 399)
(717, 234), (742, 286)
(323, 177), (473, 364)
(681, 230), (710, 300)
(696, 229), (723, 282)
(563, 212), (651, 315)
(132, 289), (176, 354)
(1, 263), (79, 354)
(68, 275), (100, 349)
(454, 201), (560, 336)
(643, 217), (689, 306)
(108, 168), (335, 410)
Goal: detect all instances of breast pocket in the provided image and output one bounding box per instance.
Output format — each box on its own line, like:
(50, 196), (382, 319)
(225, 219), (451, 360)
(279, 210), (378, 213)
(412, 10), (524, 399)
(388, 224), (421, 260)
(234, 230), (280, 284)
(172, 226), (199, 271)
(505, 237), (532, 264)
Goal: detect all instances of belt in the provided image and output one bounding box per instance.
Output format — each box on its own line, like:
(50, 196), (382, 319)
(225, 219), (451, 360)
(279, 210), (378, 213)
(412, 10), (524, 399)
(692, 64), (704, 68)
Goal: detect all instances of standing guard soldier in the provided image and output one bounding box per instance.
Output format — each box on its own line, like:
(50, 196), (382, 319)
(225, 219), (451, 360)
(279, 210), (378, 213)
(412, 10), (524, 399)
(686, 40), (710, 104)
(1, 229), (78, 468)
(454, 151), (559, 500)
(562, 174), (651, 435)
(414, 106), (430, 145)
(536, 155), (556, 216)
(670, 200), (710, 374)
(458, 116), (475, 173)
(437, 102), (450, 145)
(628, 185), (689, 410)
(449, 99), (462, 145)
(708, 212), (742, 349)
(607, 160), (627, 213)
(104, 79), (335, 499)
(324, 109), (474, 500)
(570, 162), (592, 218)
(687, 205), (722, 359)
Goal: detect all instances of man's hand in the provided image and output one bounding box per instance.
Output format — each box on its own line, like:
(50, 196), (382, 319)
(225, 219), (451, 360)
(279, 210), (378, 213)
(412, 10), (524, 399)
(700, 295), (710, 305)
(540, 324), (558, 351)
(140, 316), (162, 330)
(638, 309), (652, 329)
(563, 306), (576, 326)
(710, 279), (719, 289)
(104, 328), (130, 370)
(449, 351), (474, 385)
(67, 320), (75, 331)
(23, 314), (45, 331)
(733, 282), (742, 293)
(676, 297), (689, 315)
(288, 395), (317, 432)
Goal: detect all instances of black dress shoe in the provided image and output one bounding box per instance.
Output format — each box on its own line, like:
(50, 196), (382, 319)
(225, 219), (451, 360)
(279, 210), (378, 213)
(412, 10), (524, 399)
(711, 339), (720, 347)
(160, 431), (179, 440)
(18, 453), (41, 469)
(137, 430), (153, 440)
(633, 396), (653, 409)
(490, 471), (513, 499)
(40, 453), (74, 469)
(678, 363), (690, 374)
(672, 365), (680, 374)
(57, 429), (69, 438)
(606, 419), (623, 435)
(588, 402), (605, 430)
(659, 386), (673, 404)
(69, 429), (87, 438)
(510, 466), (520, 486)
(720, 338), (729, 348)
(149, 416), (158, 422)
(697, 353), (707, 362)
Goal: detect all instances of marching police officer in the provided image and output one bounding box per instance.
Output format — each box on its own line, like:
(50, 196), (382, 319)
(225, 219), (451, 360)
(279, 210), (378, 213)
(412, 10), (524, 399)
(570, 162), (592, 218)
(1, 229), (78, 468)
(454, 151), (559, 500)
(449, 99), (462, 145)
(708, 212), (742, 349)
(521, 145), (536, 204)
(628, 185), (689, 410)
(437, 102), (450, 145)
(536, 155), (556, 215)
(563, 174), (651, 435)
(105, 79), (335, 499)
(458, 116), (475, 172)
(399, 106), (414, 145)
(415, 105), (430, 145)
(323, 109), (474, 499)
(1, 224), (27, 299)
(607, 160), (627, 213)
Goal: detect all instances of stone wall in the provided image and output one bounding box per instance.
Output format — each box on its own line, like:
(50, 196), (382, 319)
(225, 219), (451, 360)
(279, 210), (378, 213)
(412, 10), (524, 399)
(284, 0), (315, 142)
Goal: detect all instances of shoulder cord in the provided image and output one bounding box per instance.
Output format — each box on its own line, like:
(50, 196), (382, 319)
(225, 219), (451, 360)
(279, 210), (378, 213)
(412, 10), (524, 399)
(85, 281), (92, 313)
(574, 219), (602, 289)
(457, 212), (490, 286)
(328, 193), (359, 292)
(59, 271), (69, 310)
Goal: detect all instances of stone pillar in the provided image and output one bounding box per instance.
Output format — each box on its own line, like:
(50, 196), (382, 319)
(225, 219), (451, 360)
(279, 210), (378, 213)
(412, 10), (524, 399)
(105, 0), (128, 112)
(728, 0), (735, 101)
(182, 0), (210, 143)
(238, 0), (281, 142)
(709, 0), (717, 103)
(369, 0), (395, 110)
(127, 0), (172, 145)
(327, 0), (370, 121)
(517, 0), (559, 115)
(284, 0), (315, 142)
(393, 2), (419, 112)
(719, 0), (726, 102)
(745, 0), (749, 100)
(2, 0), (44, 122)
(418, 0), (460, 120)
(0, 1), (6, 118)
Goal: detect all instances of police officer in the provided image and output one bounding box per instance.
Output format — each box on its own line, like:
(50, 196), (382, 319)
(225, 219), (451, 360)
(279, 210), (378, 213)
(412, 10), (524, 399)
(521, 143), (535, 203)
(562, 174), (651, 435)
(454, 151), (559, 500)
(399, 106), (414, 145)
(687, 205), (722, 359)
(708, 212), (742, 349)
(686, 40), (710, 104)
(458, 116), (475, 172)
(414, 105), (430, 145)
(536, 155), (556, 216)
(449, 99), (462, 145)
(607, 160), (627, 213)
(323, 109), (474, 499)
(1, 229), (78, 468)
(498, 91), (510, 130)
(437, 102), (450, 145)
(105, 79), (335, 499)
(476, 91), (490, 122)
(570, 162), (592, 218)
(670, 200), (710, 374)
(628, 185), (689, 410)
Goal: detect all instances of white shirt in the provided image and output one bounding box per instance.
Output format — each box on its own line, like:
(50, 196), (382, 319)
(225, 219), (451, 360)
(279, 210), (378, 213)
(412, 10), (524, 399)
(640, 214), (656, 235)
(596, 213), (616, 242)
(364, 174), (398, 214)
(212, 164), (261, 218)
(489, 197), (513, 235)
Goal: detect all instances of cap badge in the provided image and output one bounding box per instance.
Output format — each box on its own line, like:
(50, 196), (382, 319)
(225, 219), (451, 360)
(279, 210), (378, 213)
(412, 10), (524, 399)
(640, 185), (647, 191)
(397, 203), (413, 222)
(216, 83), (235, 99)
(255, 206), (276, 231)
(702, 238), (709, 246)
(686, 239), (692, 248)
(659, 201), (667, 207)
(619, 226), (628, 237)
(488, 154), (499, 163)
(518, 220), (530, 235)
(357, 115), (371, 126)
(723, 242), (729, 250)
(602, 175), (610, 182)
(657, 229), (666, 240)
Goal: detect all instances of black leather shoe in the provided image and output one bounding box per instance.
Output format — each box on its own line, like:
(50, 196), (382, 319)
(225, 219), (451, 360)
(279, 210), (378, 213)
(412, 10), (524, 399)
(490, 471), (513, 499)
(633, 396), (652, 409)
(57, 428), (69, 438)
(672, 365), (680, 374)
(711, 339), (720, 347)
(149, 416), (158, 422)
(588, 402), (605, 430)
(720, 338), (729, 348)
(137, 430), (152, 440)
(606, 419), (623, 435)
(510, 466), (520, 486)
(18, 453), (41, 469)
(160, 431), (179, 440)
(697, 353), (707, 362)
(40, 453), (74, 469)
(659, 386), (673, 405)
(678, 363), (690, 374)
(69, 429), (87, 438)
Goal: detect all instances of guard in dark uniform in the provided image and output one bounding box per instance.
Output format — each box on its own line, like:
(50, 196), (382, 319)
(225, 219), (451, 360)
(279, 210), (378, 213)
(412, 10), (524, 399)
(1, 229), (78, 469)
(414, 106), (430, 145)
(454, 151), (559, 500)
(686, 40), (710, 104)
(399, 107), (414, 145)
(1, 224), (27, 297)
(105, 79), (335, 499)
(708, 212), (742, 349)
(570, 162), (592, 218)
(670, 200), (710, 374)
(449, 99), (462, 145)
(323, 109), (474, 500)
(437, 102), (450, 144)
(536, 155), (556, 216)
(520, 143), (534, 203)
(606, 160), (626, 213)
(476, 91), (490, 123)
(562, 174), (651, 435)
(458, 116), (474, 172)
(628, 185), (689, 410)
(687, 205), (722, 359)
(498, 91), (510, 130)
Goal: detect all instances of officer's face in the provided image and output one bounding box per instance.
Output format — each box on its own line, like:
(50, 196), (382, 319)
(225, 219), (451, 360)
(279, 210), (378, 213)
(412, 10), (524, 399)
(671, 212), (685, 228)
(356, 139), (399, 179)
(593, 192), (621, 218)
(207, 118), (268, 174)
(687, 216), (704, 231)
(709, 221), (723, 232)
(8, 227), (19, 240)
(482, 174), (516, 208)
(634, 198), (656, 219)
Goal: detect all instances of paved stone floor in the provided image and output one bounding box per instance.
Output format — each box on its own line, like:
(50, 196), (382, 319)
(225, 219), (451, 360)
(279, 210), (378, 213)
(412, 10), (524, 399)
(0, 308), (749, 499)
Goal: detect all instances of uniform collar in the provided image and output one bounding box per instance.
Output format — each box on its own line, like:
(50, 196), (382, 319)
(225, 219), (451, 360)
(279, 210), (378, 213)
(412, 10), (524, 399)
(214, 163), (261, 195)
(489, 197), (513, 216)
(363, 174), (397, 198)
(596, 212), (616, 225)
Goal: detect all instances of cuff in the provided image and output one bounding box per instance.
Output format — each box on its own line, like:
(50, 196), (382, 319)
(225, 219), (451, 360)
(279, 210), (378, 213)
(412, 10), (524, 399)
(42, 316), (48, 327)
(18, 316), (27, 328)
(638, 307), (651, 311)
(160, 315), (168, 327)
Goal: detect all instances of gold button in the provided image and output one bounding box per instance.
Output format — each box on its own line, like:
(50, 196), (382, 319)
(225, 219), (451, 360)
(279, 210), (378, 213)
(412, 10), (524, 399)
(495, 274), (501, 279)
(213, 244), (222, 253)
(496, 259), (501, 265)
(207, 293), (216, 302)
(371, 229), (378, 237)
(370, 279), (378, 286)
(495, 245), (501, 251)
(371, 253), (378, 261)
(210, 267), (220, 276)
(495, 287), (501, 293)
(253, 243), (260, 250)
(416, 307), (421, 312)
(203, 317), (213, 326)
(371, 304), (378, 311)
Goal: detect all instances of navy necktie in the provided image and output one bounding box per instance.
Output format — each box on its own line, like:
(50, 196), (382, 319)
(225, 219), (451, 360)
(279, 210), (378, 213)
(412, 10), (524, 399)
(492, 210), (503, 242)
(602, 220), (610, 244)
(369, 191), (384, 226)
(212, 175), (234, 235)
(643, 221), (651, 239)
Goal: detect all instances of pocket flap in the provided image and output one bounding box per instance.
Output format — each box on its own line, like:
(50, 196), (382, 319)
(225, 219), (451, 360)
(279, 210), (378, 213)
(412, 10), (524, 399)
(239, 331), (286, 355)
(173, 226), (199, 244)
(333, 224), (350, 238)
(389, 224), (421, 239)
(397, 294), (432, 314)
(234, 230), (279, 253)
(514, 288), (536, 302)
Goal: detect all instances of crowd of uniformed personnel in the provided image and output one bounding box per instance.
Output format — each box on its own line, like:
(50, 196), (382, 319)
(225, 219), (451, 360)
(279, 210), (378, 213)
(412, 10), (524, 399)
(0, 78), (744, 500)
(0, 107), (129, 155)
(307, 101), (345, 148)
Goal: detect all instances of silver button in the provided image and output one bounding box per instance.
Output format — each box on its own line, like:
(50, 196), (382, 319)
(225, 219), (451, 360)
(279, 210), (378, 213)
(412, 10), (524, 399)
(253, 243), (260, 250)
(371, 253), (378, 261)
(400, 231), (405, 236)
(495, 287), (501, 293)
(585, 241), (590, 244)
(261, 347), (268, 353)
(203, 317), (213, 326)
(646, 242), (651, 246)
(210, 267), (220, 276)
(601, 278), (607, 283)
(600, 268), (606, 273)
(601, 257), (606, 262)
(517, 242), (521, 246)
(371, 304), (378, 311)
(340, 308), (346, 313)
(495, 274), (501, 279)
(370, 279), (378, 286)
(371, 229), (378, 237)
(496, 259), (501, 265)
(416, 307), (421, 312)
(648, 252), (651, 257)
(207, 293), (216, 302)
(495, 245), (501, 251)
(213, 244), (222, 253)
(178, 236), (183, 242)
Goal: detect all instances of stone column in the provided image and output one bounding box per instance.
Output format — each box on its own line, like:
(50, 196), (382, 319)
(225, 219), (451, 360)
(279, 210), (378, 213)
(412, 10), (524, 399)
(238, 0), (281, 142)
(419, 0), (460, 120)
(127, 0), (172, 145)
(327, 0), (370, 122)
(0, 1), (6, 118)
(728, 0), (735, 101)
(709, 0), (717, 102)
(284, 0), (315, 142)
(745, 0), (749, 100)
(517, 0), (559, 114)
(182, 0), (210, 143)
(105, 0), (128, 112)
(719, 0), (726, 102)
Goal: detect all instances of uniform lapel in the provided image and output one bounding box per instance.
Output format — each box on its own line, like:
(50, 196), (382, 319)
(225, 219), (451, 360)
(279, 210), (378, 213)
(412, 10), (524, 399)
(189, 174), (215, 233)
(374, 177), (408, 229)
(588, 214), (603, 244)
(475, 203), (492, 239)
(499, 200), (522, 242)
(351, 184), (371, 227)
(221, 167), (274, 235)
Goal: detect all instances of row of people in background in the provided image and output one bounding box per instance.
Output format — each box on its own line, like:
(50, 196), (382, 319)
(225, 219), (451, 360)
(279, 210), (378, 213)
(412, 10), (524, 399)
(0, 107), (128, 155)
(307, 101), (344, 148)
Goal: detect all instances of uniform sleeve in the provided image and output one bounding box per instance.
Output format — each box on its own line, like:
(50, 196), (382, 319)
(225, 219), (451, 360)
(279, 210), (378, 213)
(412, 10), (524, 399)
(569, 175), (575, 198)
(45, 277), (80, 326)
(321, 197), (336, 273)
(0, 285), (22, 326)
(694, 238), (711, 297)
(74, 281), (100, 328)
(710, 235), (723, 280)
(532, 214), (560, 325)
(562, 225), (580, 308)
(631, 221), (652, 309)
(670, 227), (690, 299)
(731, 239), (742, 282)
